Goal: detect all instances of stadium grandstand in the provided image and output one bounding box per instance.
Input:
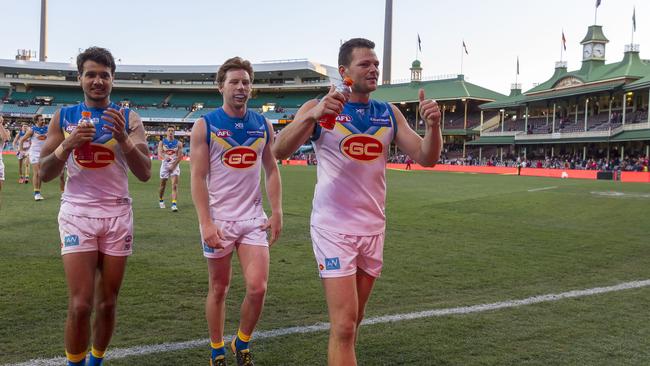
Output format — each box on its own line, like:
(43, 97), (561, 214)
(0, 58), (337, 139)
(467, 24), (650, 170)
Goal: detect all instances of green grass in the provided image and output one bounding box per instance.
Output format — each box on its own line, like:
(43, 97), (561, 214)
(1, 158), (650, 365)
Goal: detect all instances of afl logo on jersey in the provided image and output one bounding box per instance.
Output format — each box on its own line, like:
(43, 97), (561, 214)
(37, 135), (47, 141)
(340, 134), (383, 162)
(222, 146), (257, 169)
(336, 114), (352, 123)
(216, 129), (232, 138)
(74, 144), (115, 169)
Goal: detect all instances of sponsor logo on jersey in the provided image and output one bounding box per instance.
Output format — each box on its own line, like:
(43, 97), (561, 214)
(246, 130), (265, 137)
(64, 235), (80, 247)
(73, 144), (115, 169)
(37, 135), (47, 141)
(369, 117), (391, 126)
(336, 114), (352, 123)
(203, 243), (215, 253)
(340, 134), (384, 162)
(325, 257), (341, 270)
(222, 146), (257, 169)
(216, 129), (233, 138)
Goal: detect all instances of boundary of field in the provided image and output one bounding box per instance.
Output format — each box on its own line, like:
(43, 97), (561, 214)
(6, 279), (650, 366)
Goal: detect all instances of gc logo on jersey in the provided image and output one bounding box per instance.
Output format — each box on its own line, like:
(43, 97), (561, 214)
(73, 144), (115, 169)
(340, 134), (383, 162)
(222, 146), (257, 169)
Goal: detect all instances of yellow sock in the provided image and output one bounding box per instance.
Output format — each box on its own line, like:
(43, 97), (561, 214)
(91, 347), (105, 358)
(237, 329), (251, 342)
(65, 350), (87, 363)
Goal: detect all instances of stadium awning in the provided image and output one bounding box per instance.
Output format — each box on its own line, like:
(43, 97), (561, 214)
(524, 82), (624, 103)
(609, 128), (650, 142)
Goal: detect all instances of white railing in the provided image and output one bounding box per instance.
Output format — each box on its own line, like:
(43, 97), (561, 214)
(623, 122), (650, 131)
(481, 131), (520, 137)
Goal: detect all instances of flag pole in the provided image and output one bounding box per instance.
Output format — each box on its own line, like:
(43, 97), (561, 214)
(460, 41), (464, 75)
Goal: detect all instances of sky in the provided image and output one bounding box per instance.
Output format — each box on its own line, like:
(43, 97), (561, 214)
(2, 0), (648, 95)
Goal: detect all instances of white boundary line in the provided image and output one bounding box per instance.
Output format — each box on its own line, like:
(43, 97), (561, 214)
(6, 279), (650, 366)
(527, 186), (558, 192)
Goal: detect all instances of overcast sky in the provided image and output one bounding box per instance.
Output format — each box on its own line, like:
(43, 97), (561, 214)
(2, 0), (647, 94)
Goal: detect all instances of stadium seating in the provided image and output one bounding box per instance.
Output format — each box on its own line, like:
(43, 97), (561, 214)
(0, 103), (40, 114)
(168, 92), (222, 108)
(133, 107), (191, 119)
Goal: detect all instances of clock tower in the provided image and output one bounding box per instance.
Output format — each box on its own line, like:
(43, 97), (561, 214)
(580, 25), (608, 62)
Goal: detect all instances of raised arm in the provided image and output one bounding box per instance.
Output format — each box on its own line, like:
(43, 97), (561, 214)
(393, 89), (442, 167)
(102, 108), (151, 182)
(272, 85), (345, 159)
(39, 110), (94, 182)
(261, 120), (282, 246)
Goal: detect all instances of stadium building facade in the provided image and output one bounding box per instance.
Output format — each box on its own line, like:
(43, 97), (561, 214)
(471, 24), (650, 165)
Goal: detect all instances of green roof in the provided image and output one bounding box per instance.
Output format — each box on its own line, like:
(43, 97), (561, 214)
(624, 74), (650, 91)
(467, 127), (650, 146)
(610, 128), (650, 141)
(374, 75), (505, 103)
(481, 48), (650, 111)
(524, 81), (624, 103)
(515, 136), (610, 144)
(580, 25), (609, 44)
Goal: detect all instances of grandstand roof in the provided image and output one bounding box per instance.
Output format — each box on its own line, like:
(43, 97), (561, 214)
(0, 58), (339, 82)
(372, 75), (506, 103)
(481, 23), (650, 111)
(481, 50), (650, 110)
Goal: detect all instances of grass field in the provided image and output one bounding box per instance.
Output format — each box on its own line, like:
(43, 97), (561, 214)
(1, 157), (650, 365)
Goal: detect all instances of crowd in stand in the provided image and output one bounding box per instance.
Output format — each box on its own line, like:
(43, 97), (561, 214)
(439, 153), (649, 172)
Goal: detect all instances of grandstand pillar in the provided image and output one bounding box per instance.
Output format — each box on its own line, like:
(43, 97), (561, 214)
(463, 99), (468, 130)
(622, 95), (627, 125)
(479, 147), (482, 161)
(500, 109), (504, 132)
(480, 110), (484, 135)
(552, 103), (556, 133)
(524, 106), (529, 131)
(646, 144), (649, 160)
(608, 97), (613, 124)
(442, 105), (446, 130)
(584, 99), (589, 131)
(551, 146), (554, 157)
(463, 142), (466, 158)
(607, 144), (610, 161)
(621, 145), (625, 160)
(500, 147), (503, 161)
(575, 104), (579, 125)
(647, 89), (650, 126)
(583, 146), (587, 160)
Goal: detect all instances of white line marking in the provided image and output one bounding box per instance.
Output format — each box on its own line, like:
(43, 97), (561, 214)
(591, 191), (650, 199)
(527, 186), (558, 192)
(6, 279), (650, 366)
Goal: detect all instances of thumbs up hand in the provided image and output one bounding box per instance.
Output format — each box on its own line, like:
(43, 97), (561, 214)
(418, 89), (441, 128)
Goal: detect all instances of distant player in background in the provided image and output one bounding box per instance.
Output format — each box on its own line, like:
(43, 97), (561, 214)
(19, 114), (48, 200)
(39, 46), (151, 366)
(13, 123), (31, 183)
(158, 126), (183, 211)
(0, 116), (11, 192)
(190, 56), (282, 366)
